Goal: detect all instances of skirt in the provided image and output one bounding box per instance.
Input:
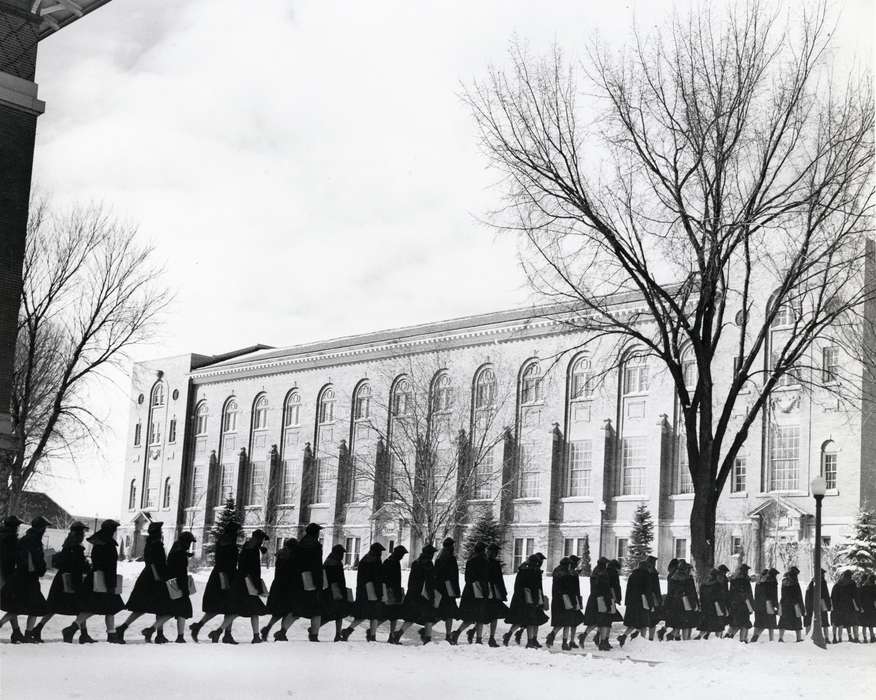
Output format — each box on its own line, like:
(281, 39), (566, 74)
(291, 589), (324, 618)
(754, 611), (777, 630)
(0, 574), (47, 615)
(46, 573), (84, 615)
(505, 602), (548, 627)
(201, 569), (234, 615)
(125, 568), (169, 615)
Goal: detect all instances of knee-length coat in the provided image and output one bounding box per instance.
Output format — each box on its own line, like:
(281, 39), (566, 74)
(353, 551), (384, 619)
(698, 574), (728, 632)
(378, 556), (405, 621)
(859, 581), (876, 626)
(830, 578), (858, 627)
(485, 557), (509, 620)
(47, 539), (89, 615)
(433, 550), (460, 619)
(82, 532), (125, 615)
(125, 537), (169, 614)
(266, 544), (297, 617)
(778, 574), (804, 631)
(458, 552), (491, 623)
(3, 528), (48, 615)
(583, 567), (616, 626)
(753, 575), (778, 630)
(402, 555), (440, 625)
(607, 565), (624, 622)
(665, 571), (699, 628)
(804, 579), (831, 628)
(292, 535), (324, 618)
(622, 566), (652, 629)
(320, 552), (351, 623)
(202, 539), (238, 614)
(231, 541), (268, 616)
(165, 546), (194, 619)
(0, 528), (18, 612)
(727, 573), (754, 629)
(505, 563), (548, 626)
(551, 565), (585, 627)
(648, 568), (664, 623)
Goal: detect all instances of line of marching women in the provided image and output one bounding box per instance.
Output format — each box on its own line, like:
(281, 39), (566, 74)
(2, 515), (876, 648)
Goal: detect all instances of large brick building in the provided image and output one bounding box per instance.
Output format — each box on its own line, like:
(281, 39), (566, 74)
(118, 287), (876, 575)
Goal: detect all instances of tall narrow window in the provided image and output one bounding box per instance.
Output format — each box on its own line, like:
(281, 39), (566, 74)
(151, 382), (165, 407)
(128, 480), (137, 510)
(675, 437), (693, 494)
(517, 444), (540, 498)
(314, 458), (332, 503)
(673, 538), (687, 560)
(281, 460), (296, 504)
(144, 465), (156, 508)
(769, 294), (800, 388)
(431, 372), (453, 413)
(621, 436), (647, 495)
(567, 440), (592, 497)
(821, 441), (838, 490)
(512, 537), (534, 570)
(769, 425), (800, 491)
(623, 354), (650, 395)
(134, 422), (142, 446)
(162, 477), (172, 509)
(149, 419), (162, 445)
(344, 537), (361, 567)
(223, 400), (238, 433)
(392, 378), (411, 416)
(520, 362), (543, 405)
(220, 399), (239, 502)
(570, 357), (593, 400)
(284, 391), (301, 427)
(189, 464), (206, 507)
(248, 460), (266, 505)
(822, 346), (840, 383)
(168, 417), (177, 443)
(253, 395), (268, 430)
(318, 389), (335, 424)
(472, 448), (494, 500)
(195, 402), (208, 435)
(616, 538), (629, 569)
(732, 453), (747, 493)
(354, 382), (371, 420)
(474, 367), (497, 409)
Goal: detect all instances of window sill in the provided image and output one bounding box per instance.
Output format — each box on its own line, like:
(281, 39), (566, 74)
(669, 493), (695, 501)
(467, 498), (493, 504)
(244, 505), (262, 511)
(757, 491), (807, 498)
(310, 502), (330, 507)
(560, 496), (594, 503)
(513, 497), (542, 504)
(275, 503), (297, 508)
(612, 495), (649, 502)
(729, 491), (748, 498)
(825, 488), (839, 496)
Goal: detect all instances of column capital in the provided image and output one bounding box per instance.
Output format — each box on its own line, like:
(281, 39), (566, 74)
(0, 71), (44, 115)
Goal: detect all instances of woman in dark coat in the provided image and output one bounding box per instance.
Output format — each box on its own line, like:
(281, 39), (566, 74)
(341, 541), (385, 641)
(618, 560), (652, 646)
(222, 528), (269, 644)
(804, 569), (831, 641)
(292, 523), (326, 641)
(261, 537), (298, 641)
(504, 554), (549, 649)
(546, 558), (584, 650)
(859, 574), (876, 643)
(116, 521), (170, 643)
(751, 568), (779, 642)
(80, 519), (125, 643)
(725, 564), (754, 642)
(830, 569), (859, 643)
(484, 543), (509, 647)
(662, 559), (698, 641)
(433, 537), (461, 643)
(40, 521), (90, 642)
(580, 557), (615, 650)
(0, 515), (25, 643)
(778, 566), (804, 642)
(321, 543), (352, 641)
(379, 545), (408, 642)
(395, 543), (439, 645)
(452, 542), (491, 645)
(4, 516), (51, 643)
(146, 531), (196, 644)
(607, 559), (625, 624)
(190, 520), (240, 643)
(697, 568), (728, 639)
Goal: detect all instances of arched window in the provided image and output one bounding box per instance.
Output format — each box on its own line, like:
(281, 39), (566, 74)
(392, 377), (412, 416)
(149, 419), (162, 445)
(162, 477), (172, 509)
(318, 387), (335, 424)
(151, 382), (165, 407)
(474, 366), (496, 410)
(128, 480), (137, 510)
(195, 402), (208, 435)
(253, 395), (268, 430)
(821, 441), (838, 490)
(622, 353), (650, 395)
(284, 391), (301, 427)
(431, 372), (453, 413)
(570, 357), (593, 400)
(520, 361), (543, 405)
(223, 399), (238, 433)
(354, 382), (371, 420)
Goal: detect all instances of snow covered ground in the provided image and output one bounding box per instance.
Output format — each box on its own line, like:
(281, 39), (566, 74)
(1, 562), (873, 700)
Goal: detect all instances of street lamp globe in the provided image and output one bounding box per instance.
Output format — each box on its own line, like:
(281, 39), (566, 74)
(811, 475), (827, 497)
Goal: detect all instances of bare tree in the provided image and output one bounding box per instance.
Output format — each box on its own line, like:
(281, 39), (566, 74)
(351, 354), (516, 546)
(465, 1), (874, 577)
(2, 199), (171, 513)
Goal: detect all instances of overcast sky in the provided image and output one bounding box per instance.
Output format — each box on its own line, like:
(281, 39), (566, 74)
(28, 0), (873, 517)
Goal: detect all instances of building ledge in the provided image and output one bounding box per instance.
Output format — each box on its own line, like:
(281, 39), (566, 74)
(728, 491), (748, 499)
(612, 495), (649, 502)
(668, 494), (694, 501)
(560, 496), (595, 503)
(825, 488), (839, 496)
(513, 498), (542, 504)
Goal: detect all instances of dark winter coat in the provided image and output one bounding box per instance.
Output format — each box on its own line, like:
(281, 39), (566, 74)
(505, 563), (548, 626)
(47, 539), (90, 615)
(778, 574), (804, 631)
(727, 572), (754, 629)
(292, 535), (324, 618)
(0, 528), (16, 613)
(753, 576), (778, 630)
(353, 551), (384, 619)
(804, 578), (831, 628)
(859, 582), (876, 626)
(458, 552), (492, 623)
(830, 578), (859, 627)
(125, 537), (169, 614)
(623, 566), (653, 629)
(165, 545), (194, 619)
(550, 565), (584, 627)
(607, 565), (624, 621)
(583, 566), (615, 627)
(320, 552), (351, 622)
(402, 555), (440, 624)
(378, 557), (405, 621)
(82, 532), (125, 615)
(485, 557), (509, 620)
(433, 549), (460, 619)
(231, 541), (268, 616)
(647, 568), (663, 622)
(202, 539), (238, 614)
(3, 528), (48, 615)
(698, 574), (728, 632)
(665, 570), (699, 628)
(267, 544), (297, 616)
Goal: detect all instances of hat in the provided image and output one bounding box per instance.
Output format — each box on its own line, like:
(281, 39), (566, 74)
(2, 515), (24, 529)
(717, 564), (730, 573)
(251, 529), (268, 541)
(526, 554), (541, 565)
(559, 557), (570, 567)
(738, 563), (751, 571)
(608, 558), (621, 569)
(370, 542), (386, 553)
(68, 520), (89, 531)
(31, 515), (53, 529)
(645, 555), (658, 563)
(147, 521), (164, 534)
(285, 537), (299, 548)
(99, 519), (120, 531)
(667, 558), (679, 571)
(392, 545), (408, 557)
(534, 552), (546, 561)
(421, 544), (438, 556)
(568, 554), (580, 564)
(767, 568), (779, 577)
(597, 556), (609, 566)
(788, 566), (800, 576)
(178, 531), (196, 543)
(305, 522), (322, 537)
(474, 542), (486, 553)
(331, 543), (346, 555)
(442, 537), (454, 549)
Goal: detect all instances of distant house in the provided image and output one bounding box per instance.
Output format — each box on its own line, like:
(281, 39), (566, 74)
(15, 491), (114, 559)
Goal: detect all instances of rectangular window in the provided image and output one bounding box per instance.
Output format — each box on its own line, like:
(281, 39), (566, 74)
(281, 460), (296, 504)
(567, 440), (592, 497)
(676, 437), (693, 494)
(769, 425), (800, 491)
(473, 448), (493, 499)
(314, 457), (331, 503)
(319, 401), (334, 424)
(344, 537), (361, 567)
(196, 412), (208, 435)
(616, 538), (628, 569)
(144, 469), (157, 509)
(563, 538), (588, 558)
(731, 536), (743, 556)
(220, 462), (236, 501)
(621, 436), (647, 496)
(822, 451), (837, 490)
(432, 449), (453, 501)
(134, 422), (142, 446)
(822, 346), (839, 383)
(623, 358), (650, 394)
(247, 461), (266, 506)
(673, 538), (687, 560)
(168, 418), (177, 444)
(355, 394), (370, 420)
(517, 444), (540, 498)
(571, 370), (593, 400)
(682, 359), (697, 388)
(285, 402), (300, 427)
(732, 454), (747, 493)
(189, 465), (205, 507)
(821, 536), (831, 549)
(512, 537), (535, 570)
(522, 375), (543, 405)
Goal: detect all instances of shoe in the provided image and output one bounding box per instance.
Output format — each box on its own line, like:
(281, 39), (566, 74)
(23, 630), (37, 644)
(273, 630), (287, 642)
(154, 631), (169, 644)
(10, 629), (24, 644)
(251, 634), (262, 644)
(449, 630), (460, 645)
(175, 635), (186, 644)
(222, 631), (238, 645)
(531, 639), (542, 648)
(474, 638), (483, 645)
(112, 623), (127, 644)
(562, 641), (571, 651)
(208, 629), (222, 644)
(31, 624), (44, 643)
(308, 632), (319, 642)
(189, 622), (202, 643)
(466, 629), (475, 644)
(750, 634), (759, 643)
(723, 632), (733, 639)
(334, 633), (343, 642)
(502, 632), (512, 647)
(514, 629), (523, 645)
(260, 626), (270, 641)
(488, 637), (499, 648)
(657, 628), (666, 641)
(62, 623), (78, 643)
(365, 629), (374, 643)
(79, 630), (96, 644)
(598, 640), (611, 651)
(577, 633), (586, 647)
(421, 635), (431, 645)
(618, 633), (627, 647)
(525, 639), (539, 649)
(630, 630), (639, 640)
(568, 639), (579, 649)
(545, 630), (556, 648)
(340, 627), (354, 642)
(142, 627), (154, 643)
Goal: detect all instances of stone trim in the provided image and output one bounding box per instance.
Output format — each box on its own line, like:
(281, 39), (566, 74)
(0, 71), (44, 115)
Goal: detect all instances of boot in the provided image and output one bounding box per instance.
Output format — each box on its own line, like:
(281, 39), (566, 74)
(113, 623), (127, 644)
(339, 626), (354, 641)
(525, 639), (540, 649)
(617, 633), (627, 647)
(23, 630), (37, 644)
(561, 641), (571, 651)
(630, 630), (640, 640)
(365, 629), (374, 642)
(308, 632), (319, 642)
(222, 630), (238, 645)
(657, 627), (666, 641)
(31, 623), (44, 643)
(142, 627), (154, 643)
(334, 632), (343, 642)
(502, 631), (512, 646)
(207, 628), (222, 643)
(568, 638), (579, 649)
(598, 639), (612, 651)
(750, 633), (760, 643)
(577, 633), (586, 647)
(62, 623), (79, 644)
(488, 637), (499, 648)
(273, 630), (288, 642)
(251, 634), (262, 644)
(154, 630), (169, 644)
(9, 628), (24, 644)
(78, 629), (96, 644)
(189, 622), (202, 643)
(449, 629), (460, 645)
(545, 630), (556, 648)
(260, 625), (270, 641)
(514, 628), (523, 645)
(466, 629), (475, 644)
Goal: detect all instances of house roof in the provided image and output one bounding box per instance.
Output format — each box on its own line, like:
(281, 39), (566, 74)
(15, 491), (71, 527)
(748, 496), (812, 519)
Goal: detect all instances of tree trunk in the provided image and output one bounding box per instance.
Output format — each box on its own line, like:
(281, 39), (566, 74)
(689, 486), (718, 581)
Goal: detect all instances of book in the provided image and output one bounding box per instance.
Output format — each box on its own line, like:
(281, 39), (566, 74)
(346, 587), (354, 603)
(383, 583), (401, 604)
(219, 572), (231, 590)
(421, 583), (431, 600)
(245, 576), (267, 597)
(62, 573), (75, 594)
(472, 582), (484, 600)
(445, 580), (457, 598)
(27, 552), (35, 573)
(714, 602), (724, 616)
(151, 564), (162, 581)
(597, 596), (608, 613)
(541, 594), (549, 611)
(93, 571), (123, 594)
(641, 593), (651, 611)
(682, 595), (693, 612)
(492, 583), (505, 601)
(433, 590), (442, 609)
(766, 601), (776, 615)
(524, 588), (534, 605)
(820, 599), (829, 612)
(167, 575), (196, 600)
(322, 570), (329, 590)
(331, 582), (343, 601)
(794, 603), (803, 618)
(302, 571), (316, 592)
(563, 593), (575, 610)
(366, 581), (378, 602)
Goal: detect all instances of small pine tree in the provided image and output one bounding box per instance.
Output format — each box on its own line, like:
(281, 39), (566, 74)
(579, 534), (592, 575)
(837, 508), (876, 581)
(625, 503), (655, 575)
(462, 509), (504, 561)
(207, 497), (241, 564)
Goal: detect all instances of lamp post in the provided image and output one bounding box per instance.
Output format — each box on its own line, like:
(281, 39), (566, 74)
(810, 475), (827, 649)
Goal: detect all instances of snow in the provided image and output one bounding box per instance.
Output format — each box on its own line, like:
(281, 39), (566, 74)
(1, 562), (874, 700)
